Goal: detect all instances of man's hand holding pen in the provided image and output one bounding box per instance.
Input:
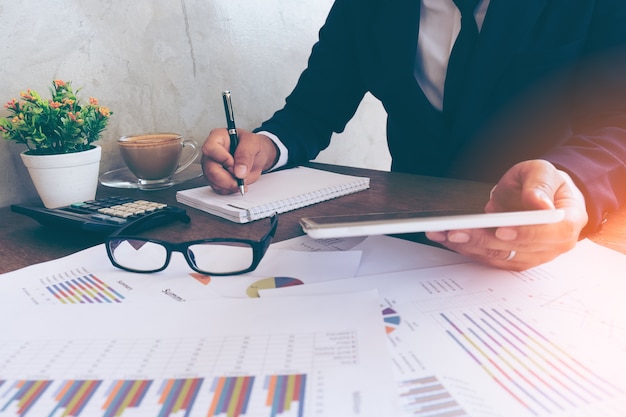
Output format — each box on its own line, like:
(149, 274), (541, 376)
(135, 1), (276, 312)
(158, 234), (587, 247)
(221, 91), (246, 196)
(201, 127), (278, 195)
(201, 91), (279, 195)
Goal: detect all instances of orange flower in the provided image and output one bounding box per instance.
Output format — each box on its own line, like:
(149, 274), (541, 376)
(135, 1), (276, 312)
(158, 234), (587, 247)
(20, 90), (35, 101)
(1, 80), (112, 154)
(4, 99), (17, 109)
(98, 106), (111, 117)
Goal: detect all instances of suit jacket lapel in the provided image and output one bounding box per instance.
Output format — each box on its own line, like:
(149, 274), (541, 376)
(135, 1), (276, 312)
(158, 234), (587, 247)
(371, 0), (548, 116)
(369, 0), (549, 139)
(458, 0), (548, 126)
(371, 0), (421, 93)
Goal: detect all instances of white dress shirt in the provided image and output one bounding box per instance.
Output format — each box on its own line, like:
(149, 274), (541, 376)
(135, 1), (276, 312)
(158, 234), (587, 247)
(417, 0), (489, 110)
(265, 0), (490, 169)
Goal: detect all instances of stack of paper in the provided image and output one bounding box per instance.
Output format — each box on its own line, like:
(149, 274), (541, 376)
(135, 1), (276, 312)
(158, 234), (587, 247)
(1, 232), (626, 416)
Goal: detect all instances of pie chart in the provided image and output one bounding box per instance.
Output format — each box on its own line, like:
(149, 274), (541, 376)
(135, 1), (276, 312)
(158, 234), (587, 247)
(246, 276), (304, 298)
(382, 307), (401, 333)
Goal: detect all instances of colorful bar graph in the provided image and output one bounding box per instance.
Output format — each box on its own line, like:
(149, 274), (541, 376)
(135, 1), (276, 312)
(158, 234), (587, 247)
(0, 379), (53, 416)
(208, 376), (255, 417)
(102, 379), (153, 417)
(265, 374), (306, 417)
(441, 308), (623, 415)
(46, 273), (125, 304)
(397, 376), (467, 416)
(51, 380), (102, 417)
(157, 377), (203, 417)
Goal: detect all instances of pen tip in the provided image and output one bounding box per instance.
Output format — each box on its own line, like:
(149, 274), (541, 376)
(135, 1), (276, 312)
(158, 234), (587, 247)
(239, 185), (245, 197)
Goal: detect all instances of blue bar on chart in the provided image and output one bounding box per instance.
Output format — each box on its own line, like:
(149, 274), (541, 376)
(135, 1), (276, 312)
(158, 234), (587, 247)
(46, 273), (125, 304)
(264, 374), (307, 417)
(0, 379), (53, 416)
(440, 308), (624, 416)
(50, 380), (102, 417)
(397, 376), (467, 416)
(208, 375), (255, 417)
(156, 378), (204, 417)
(102, 379), (153, 417)
(0, 378), (208, 417)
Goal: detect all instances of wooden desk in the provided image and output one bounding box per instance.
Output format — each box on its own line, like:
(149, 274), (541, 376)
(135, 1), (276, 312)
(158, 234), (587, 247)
(1, 163), (625, 274)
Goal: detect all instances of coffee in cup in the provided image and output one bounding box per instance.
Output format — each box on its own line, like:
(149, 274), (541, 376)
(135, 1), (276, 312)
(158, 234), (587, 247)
(117, 133), (200, 189)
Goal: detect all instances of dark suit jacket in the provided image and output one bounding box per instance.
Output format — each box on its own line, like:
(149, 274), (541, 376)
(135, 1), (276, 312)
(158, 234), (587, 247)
(257, 0), (626, 232)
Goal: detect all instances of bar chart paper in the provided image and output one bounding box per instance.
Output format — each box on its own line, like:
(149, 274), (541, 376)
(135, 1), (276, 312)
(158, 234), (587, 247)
(0, 291), (399, 417)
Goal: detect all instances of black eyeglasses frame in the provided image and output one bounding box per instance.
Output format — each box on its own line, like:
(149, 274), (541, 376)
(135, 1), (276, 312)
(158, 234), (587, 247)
(105, 211), (278, 276)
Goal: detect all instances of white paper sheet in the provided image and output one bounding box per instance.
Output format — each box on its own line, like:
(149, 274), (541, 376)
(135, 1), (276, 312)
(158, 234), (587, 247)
(260, 239), (626, 417)
(0, 245), (362, 305)
(272, 234), (472, 275)
(0, 290), (400, 417)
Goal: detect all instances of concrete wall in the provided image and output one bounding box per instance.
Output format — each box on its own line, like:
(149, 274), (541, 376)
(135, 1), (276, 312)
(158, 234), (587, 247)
(0, 0), (389, 207)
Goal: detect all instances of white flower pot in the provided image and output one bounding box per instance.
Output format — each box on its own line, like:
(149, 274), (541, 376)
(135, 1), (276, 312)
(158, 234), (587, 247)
(20, 145), (102, 208)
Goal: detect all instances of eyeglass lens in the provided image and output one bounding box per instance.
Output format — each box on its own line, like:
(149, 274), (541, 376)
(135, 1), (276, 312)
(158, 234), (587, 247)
(187, 241), (254, 274)
(108, 239), (167, 271)
(107, 238), (255, 274)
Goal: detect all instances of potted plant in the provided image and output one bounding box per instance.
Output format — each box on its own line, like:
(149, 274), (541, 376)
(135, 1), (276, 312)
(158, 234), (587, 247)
(0, 80), (112, 208)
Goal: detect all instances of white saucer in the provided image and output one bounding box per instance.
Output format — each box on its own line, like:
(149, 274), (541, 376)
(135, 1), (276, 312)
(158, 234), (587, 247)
(99, 164), (203, 190)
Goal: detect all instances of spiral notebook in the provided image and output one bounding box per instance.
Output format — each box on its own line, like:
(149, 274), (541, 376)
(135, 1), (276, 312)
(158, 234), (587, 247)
(176, 166), (371, 223)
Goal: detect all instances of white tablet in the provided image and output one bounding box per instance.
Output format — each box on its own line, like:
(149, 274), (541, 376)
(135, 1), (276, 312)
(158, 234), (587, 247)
(300, 209), (565, 239)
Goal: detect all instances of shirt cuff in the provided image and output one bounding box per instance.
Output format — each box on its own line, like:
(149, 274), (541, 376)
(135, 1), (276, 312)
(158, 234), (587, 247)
(257, 130), (289, 171)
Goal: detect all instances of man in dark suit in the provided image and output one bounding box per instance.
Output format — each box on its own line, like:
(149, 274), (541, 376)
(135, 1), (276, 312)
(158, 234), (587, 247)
(201, 0), (626, 270)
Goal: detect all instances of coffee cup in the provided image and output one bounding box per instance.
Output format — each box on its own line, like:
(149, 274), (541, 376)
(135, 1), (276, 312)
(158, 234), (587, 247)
(117, 133), (200, 189)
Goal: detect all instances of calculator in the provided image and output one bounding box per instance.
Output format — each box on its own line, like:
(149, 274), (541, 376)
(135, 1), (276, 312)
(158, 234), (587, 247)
(11, 196), (188, 235)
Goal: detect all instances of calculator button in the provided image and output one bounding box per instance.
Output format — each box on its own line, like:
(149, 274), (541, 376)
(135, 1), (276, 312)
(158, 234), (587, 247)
(115, 211), (134, 218)
(11, 197), (186, 235)
(91, 213), (112, 221)
(105, 217), (127, 225)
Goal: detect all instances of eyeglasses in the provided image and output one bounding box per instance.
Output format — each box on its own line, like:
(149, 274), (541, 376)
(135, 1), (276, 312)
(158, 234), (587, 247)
(105, 211), (278, 276)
